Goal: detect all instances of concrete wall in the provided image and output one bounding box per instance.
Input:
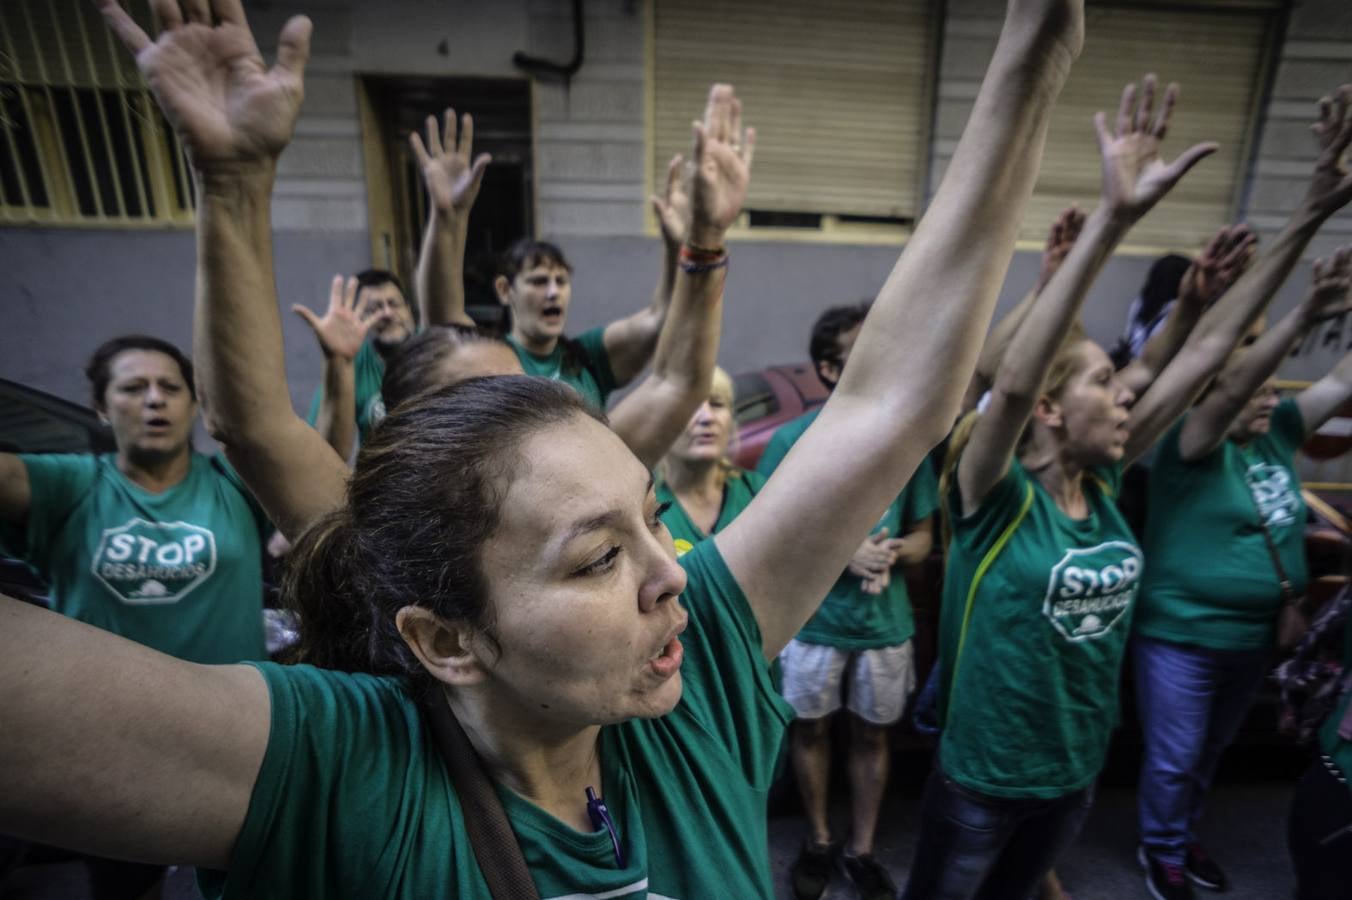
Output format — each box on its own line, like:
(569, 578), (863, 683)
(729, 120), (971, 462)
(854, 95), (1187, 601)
(4, 0), (1352, 462)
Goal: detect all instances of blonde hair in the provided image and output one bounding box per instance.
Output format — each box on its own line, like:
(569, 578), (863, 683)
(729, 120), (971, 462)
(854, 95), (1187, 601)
(939, 330), (1088, 550)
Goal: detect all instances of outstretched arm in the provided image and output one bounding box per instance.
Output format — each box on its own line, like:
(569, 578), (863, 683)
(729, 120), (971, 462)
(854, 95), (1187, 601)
(609, 107), (749, 468)
(717, 0), (1087, 658)
(967, 206), (1086, 410)
(1120, 225), (1255, 399)
(1121, 83), (1352, 464)
(599, 157), (693, 388)
(1181, 246), (1352, 460)
(959, 75), (1215, 513)
(1296, 250), (1352, 432)
(3, 0), (305, 865)
(411, 109), (490, 328)
(0, 594), (267, 868)
(299, 275), (371, 462)
(106, 0), (347, 540)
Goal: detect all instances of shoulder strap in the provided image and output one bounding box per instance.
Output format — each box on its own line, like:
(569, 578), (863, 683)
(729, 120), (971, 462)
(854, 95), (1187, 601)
(422, 697), (541, 900)
(1240, 473), (1297, 602)
(943, 480), (1035, 725)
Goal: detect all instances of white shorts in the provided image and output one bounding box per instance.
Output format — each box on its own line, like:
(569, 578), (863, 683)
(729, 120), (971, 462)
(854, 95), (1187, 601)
(779, 638), (916, 725)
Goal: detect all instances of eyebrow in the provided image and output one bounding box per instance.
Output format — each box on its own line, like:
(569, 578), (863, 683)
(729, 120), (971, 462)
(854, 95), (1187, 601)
(559, 475), (655, 545)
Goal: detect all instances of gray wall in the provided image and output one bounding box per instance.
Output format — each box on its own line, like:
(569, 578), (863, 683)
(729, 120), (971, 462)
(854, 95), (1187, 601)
(4, 0), (1352, 442)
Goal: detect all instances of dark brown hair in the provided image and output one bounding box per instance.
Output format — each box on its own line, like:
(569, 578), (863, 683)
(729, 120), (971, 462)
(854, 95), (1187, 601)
(381, 325), (510, 412)
(84, 335), (195, 411)
(283, 375), (604, 687)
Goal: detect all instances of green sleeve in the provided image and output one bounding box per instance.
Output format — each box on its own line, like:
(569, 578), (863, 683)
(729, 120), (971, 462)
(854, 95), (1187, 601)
(755, 429), (793, 477)
(677, 540), (793, 789)
(902, 457), (940, 526)
(574, 326), (618, 399)
(304, 387), (322, 427)
(209, 454), (272, 539)
(0, 454), (99, 575)
(946, 454), (1034, 556)
(1270, 397), (1306, 453)
(200, 664), (450, 900)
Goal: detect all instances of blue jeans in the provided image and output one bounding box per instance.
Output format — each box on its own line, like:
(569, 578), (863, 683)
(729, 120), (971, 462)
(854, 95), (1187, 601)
(900, 767), (1095, 900)
(1134, 636), (1270, 865)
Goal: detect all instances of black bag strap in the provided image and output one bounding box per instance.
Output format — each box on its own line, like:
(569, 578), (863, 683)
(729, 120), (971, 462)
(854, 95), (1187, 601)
(422, 697), (541, 900)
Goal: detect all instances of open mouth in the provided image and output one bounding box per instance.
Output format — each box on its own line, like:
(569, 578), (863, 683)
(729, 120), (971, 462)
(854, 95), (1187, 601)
(145, 417), (172, 430)
(648, 616), (688, 678)
(541, 306), (564, 324)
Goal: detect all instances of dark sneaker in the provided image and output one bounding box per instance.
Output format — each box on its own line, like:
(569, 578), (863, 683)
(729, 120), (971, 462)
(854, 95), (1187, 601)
(1139, 846), (1194, 900)
(839, 852), (897, 900)
(1185, 843), (1228, 892)
(790, 840), (837, 900)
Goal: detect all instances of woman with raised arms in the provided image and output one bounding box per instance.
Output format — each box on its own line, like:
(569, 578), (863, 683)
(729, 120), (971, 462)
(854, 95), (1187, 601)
(2, 0), (1085, 895)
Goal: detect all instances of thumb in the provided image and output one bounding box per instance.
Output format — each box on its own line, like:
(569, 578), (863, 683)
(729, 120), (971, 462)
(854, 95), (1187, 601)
(871, 528), (890, 544)
(1162, 141), (1219, 184)
(470, 153), (492, 185)
(272, 15), (313, 81)
(291, 304), (321, 332)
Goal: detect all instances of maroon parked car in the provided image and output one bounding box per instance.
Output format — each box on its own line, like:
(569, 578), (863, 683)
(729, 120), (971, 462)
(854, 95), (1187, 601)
(731, 363), (829, 470)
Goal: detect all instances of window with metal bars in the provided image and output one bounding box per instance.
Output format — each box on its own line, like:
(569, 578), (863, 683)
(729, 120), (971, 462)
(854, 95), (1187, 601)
(0, 0), (194, 227)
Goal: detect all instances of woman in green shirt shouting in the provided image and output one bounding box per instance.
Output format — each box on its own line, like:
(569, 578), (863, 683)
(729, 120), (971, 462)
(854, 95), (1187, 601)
(3, 0), (1087, 896)
(906, 72), (1352, 900)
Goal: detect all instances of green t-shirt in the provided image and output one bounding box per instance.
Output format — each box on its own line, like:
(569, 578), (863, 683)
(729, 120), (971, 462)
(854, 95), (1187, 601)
(937, 457), (1141, 799)
(506, 326), (617, 411)
(0, 452), (268, 664)
(1319, 613), (1352, 787)
(200, 539), (792, 900)
(657, 469), (766, 557)
(1136, 398), (1308, 651)
(305, 340), (388, 447)
(757, 409), (939, 649)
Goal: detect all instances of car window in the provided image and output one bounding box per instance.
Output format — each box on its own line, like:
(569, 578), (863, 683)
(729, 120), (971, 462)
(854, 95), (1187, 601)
(733, 373), (778, 425)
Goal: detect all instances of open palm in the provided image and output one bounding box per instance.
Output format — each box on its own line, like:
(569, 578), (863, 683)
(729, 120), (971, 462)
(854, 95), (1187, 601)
(1095, 76), (1216, 222)
(97, 0), (310, 170)
(409, 109), (491, 217)
(689, 85), (754, 242)
(1306, 245), (1352, 323)
(293, 275), (369, 360)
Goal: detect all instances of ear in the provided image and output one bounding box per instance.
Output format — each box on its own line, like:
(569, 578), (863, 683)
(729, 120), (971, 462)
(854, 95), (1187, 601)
(396, 606), (492, 686)
(494, 275), (512, 306)
(1032, 394), (1063, 429)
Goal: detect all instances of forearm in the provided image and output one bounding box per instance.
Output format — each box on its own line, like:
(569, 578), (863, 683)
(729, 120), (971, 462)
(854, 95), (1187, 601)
(609, 255), (724, 468)
(995, 208), (1125, 401)
(895, 525), (934, 566)
(194, 166), (295, 446)
(1126, 296), (1202, 395)
(1192, 206), (1329, 349)
(415, 209), (474, 327)
(604, 245), (678, 386)
(835, 24), (1074, 441)
(315, 355), (357, 461)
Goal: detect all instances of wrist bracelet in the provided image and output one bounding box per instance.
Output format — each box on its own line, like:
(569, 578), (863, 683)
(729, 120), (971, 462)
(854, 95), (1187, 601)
(679, 255), (729, 275)
(682, 241), (726, 260)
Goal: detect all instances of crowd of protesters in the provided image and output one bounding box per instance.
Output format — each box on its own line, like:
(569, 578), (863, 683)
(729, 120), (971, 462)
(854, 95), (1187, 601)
(3, 2), (1352, 900)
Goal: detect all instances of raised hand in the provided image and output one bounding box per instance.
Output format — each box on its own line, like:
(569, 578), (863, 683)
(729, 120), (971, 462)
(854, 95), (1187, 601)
(652, 153), (692, 251)
(688, 84), (754, 247)
(97, 0), (310, 172)
(1303, 85), (1352, 216)
(1301, 245), (1352, 325)
(1179, 224), (1257, 310)
(408, 108), (491, 219)
(1094, 75), (1217, 223)
(1035, 205), (1086, 293)
(292, 275), (369, 361)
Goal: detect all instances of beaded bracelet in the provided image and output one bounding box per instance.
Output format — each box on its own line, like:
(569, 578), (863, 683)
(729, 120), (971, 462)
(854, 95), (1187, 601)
(681, 242), (726, 261)
(679, 255), (729, 275)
